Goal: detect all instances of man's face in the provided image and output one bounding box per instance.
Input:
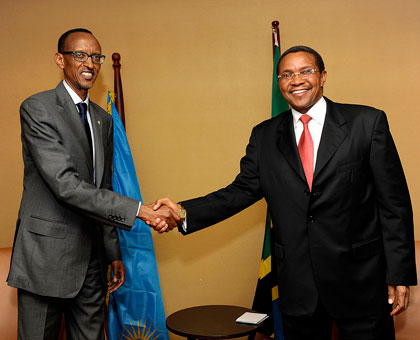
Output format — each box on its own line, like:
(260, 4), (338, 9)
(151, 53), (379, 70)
(55, 32), (101, 99)
(278, 52), (327, 114)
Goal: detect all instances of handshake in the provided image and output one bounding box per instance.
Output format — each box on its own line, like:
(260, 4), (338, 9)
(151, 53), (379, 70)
(137, 198), (184, 233)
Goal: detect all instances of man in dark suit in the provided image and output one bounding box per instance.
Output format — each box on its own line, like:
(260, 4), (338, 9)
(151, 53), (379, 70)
(152, 46), (417, 339)
(8, 28), (180, 340)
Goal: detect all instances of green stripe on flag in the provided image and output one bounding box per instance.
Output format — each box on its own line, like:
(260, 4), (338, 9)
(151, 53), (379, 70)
(272, 45), (290, 117)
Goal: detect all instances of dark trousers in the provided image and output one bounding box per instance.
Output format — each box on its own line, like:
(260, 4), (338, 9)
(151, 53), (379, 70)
(282, 299), (395, 340)
(18, 258), (106, 340)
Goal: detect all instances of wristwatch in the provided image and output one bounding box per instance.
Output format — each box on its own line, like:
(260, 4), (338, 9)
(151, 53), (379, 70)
(178, 204), (187, 219)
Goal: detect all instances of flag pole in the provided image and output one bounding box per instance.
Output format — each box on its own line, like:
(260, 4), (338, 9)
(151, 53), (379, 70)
(271, 21), (280, 58)
(112, 53), (126, 128)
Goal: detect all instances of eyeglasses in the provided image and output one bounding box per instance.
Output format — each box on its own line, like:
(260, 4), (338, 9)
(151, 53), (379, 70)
(61, 51), (106, 64)
(278, 68), (320, 81)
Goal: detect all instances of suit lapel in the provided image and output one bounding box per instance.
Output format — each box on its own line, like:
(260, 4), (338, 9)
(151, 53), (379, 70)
(89, 104), (105, 187)
(276, 111), (307, 184)
(314, 99), (348, 179)
(54, 82), (94, 178)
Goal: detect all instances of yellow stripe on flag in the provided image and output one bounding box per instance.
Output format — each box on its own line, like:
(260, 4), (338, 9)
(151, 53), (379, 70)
(107, 90), (116, 115)
(272, 285), (279, 301)
(259, 255), (271, 279)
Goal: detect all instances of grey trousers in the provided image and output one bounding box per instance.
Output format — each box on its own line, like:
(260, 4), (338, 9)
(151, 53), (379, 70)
(18, 258), (106, 340)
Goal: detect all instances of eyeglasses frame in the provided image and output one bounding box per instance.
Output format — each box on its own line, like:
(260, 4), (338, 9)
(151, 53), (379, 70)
(60, 51), (106, 65)
(277, 68), (321, 81)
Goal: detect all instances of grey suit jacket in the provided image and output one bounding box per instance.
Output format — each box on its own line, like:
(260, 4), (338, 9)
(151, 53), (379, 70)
(8, 82), (139, 298)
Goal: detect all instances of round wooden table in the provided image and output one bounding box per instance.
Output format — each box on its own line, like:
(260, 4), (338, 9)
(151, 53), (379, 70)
(166, 305), (265, 340)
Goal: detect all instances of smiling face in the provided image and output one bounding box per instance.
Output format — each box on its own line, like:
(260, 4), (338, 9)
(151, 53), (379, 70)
(278, 51), (327, 114)
(55, 32), (101, 100)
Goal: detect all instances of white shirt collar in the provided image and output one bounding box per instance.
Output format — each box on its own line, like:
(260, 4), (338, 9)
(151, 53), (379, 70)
(291, 96), (327, 127)
(62, 80), (90, 106)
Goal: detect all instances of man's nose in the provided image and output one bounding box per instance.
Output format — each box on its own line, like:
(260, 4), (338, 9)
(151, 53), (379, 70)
(290, 73), (304, 84)
(83, 56), (94, 68)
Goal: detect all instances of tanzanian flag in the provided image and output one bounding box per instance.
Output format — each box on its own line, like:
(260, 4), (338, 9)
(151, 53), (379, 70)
(250, 30), (289, 340)
(106, 91), (169, 340)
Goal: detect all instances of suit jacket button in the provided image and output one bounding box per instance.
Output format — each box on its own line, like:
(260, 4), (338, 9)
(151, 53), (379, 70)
(304, 189), (310, 196)
(309, 215), (315, 222)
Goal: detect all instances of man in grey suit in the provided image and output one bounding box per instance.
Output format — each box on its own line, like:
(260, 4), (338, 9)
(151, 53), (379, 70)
(8, 28), (180, 340)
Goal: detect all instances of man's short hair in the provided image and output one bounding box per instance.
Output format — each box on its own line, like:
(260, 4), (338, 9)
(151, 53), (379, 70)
(58, 28), (93, 53)
(276, 45), (325, 75)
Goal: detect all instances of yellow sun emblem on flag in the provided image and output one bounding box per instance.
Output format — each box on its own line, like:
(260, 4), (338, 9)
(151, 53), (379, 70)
(118, 320), (162, 340)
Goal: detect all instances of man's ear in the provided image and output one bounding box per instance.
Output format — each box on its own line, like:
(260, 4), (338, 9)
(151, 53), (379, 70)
(320, 70), (327, 88)
(55, 53), (64, 69)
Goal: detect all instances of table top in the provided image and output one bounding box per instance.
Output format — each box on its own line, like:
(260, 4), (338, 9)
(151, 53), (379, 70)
(166, 305), (264, 339)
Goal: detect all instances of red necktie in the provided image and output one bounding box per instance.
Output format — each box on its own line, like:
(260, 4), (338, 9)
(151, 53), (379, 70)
(298, 114), (314, 191)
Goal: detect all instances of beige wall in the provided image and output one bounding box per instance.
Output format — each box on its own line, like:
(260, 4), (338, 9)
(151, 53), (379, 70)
(1, 0), (419, 335)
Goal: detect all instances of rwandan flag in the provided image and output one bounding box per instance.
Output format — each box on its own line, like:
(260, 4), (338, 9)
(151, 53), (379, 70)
(106, 91), (169, 340)
(250, 27), (289, 340)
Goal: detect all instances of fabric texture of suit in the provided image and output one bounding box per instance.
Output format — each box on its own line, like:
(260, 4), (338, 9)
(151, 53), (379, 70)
(180, 97), (417, 318)
(8, 82), (139, 298)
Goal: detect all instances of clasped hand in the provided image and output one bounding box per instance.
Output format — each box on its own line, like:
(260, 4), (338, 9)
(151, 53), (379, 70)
(137, 198), (183, 233)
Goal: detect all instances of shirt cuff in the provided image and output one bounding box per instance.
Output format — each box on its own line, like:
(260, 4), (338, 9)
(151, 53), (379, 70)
(182, 217), (187, 232)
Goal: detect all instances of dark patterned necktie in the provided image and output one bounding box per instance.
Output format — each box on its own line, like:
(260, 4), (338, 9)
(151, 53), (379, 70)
(76, 102), (92, 153)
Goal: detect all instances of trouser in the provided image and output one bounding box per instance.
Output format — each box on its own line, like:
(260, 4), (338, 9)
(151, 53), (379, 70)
(18, 258), (106, 340)
(281, 298), (395, 340)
